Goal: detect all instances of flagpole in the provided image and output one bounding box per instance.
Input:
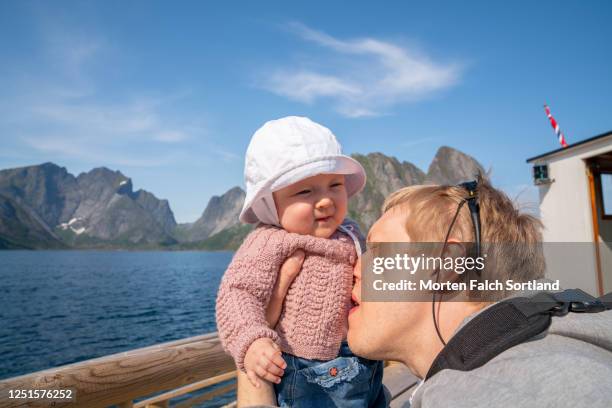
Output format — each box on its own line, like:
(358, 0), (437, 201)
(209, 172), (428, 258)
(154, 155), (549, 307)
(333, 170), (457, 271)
(543, 103), (568, 148)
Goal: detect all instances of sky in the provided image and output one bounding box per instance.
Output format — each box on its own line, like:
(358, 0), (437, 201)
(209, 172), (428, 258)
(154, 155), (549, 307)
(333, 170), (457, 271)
(1, 1), (611, 223)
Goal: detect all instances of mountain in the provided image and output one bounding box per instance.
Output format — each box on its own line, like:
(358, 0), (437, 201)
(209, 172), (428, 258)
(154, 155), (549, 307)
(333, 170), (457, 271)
(426, 146), (485, 185)
(0, 146), (484, 250)
(177, 146), (484, 249)
(0, 163), (177, 248)
(349, 152), (426, 230)
(181, 223), (254, 251)
(63, 167), (177, 246)
(0, 162), (81, 228)
(0, 193), (66, 249)
(176, 187), (245, 242)
(347, 147), (483, 231)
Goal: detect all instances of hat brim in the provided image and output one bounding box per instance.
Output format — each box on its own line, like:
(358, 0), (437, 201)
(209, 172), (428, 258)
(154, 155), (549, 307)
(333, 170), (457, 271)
(239, 155), (366, 224)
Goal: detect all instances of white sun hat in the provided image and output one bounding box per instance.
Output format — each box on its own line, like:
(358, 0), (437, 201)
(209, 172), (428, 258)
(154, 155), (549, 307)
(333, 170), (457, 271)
(239, 116), (367, 226)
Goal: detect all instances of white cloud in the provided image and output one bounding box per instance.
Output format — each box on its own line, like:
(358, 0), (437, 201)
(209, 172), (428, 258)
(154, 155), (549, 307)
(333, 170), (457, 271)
(29, 98), (193, 144)
(1, 24), (208, 169)
(267, 71), (360, 104)
(211, 147), (241, 163)
(46, 34), (102, 80)
(155, 130), (189, 143)
(260, 23), (463, 117)
(21, 135), (178, 168)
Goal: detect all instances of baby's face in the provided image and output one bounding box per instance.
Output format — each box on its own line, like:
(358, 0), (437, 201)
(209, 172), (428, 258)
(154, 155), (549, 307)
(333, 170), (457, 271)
(273, 173), (348, 238)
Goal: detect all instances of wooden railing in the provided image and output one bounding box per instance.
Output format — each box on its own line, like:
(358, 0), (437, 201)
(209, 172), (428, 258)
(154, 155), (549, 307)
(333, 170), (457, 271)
(0, 333), (236, 408)
(0, 333), (418, 408)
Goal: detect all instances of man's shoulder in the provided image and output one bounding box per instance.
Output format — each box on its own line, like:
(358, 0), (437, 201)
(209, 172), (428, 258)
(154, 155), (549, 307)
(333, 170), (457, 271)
(418, 351), (612, 408)
(415, 311), (612, 407)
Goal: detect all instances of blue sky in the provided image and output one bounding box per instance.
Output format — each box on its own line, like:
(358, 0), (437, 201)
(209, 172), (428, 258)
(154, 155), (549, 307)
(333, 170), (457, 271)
(1, 1), (611, 222)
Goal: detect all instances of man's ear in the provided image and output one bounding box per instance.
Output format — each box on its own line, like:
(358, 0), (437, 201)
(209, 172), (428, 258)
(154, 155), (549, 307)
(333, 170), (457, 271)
(439, 239), (466, 282)
(444, 239), (466, 258)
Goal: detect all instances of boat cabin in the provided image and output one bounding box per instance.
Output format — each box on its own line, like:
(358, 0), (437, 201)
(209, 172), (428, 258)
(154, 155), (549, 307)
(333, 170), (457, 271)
(527, 130), (612, 296)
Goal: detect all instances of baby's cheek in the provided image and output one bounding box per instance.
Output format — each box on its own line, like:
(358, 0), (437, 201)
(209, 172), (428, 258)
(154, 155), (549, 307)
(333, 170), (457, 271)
(280, 203), (315, 234)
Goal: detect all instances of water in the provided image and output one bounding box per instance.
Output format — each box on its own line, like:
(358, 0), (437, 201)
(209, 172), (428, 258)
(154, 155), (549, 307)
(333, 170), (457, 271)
(0, 250), (235, 405)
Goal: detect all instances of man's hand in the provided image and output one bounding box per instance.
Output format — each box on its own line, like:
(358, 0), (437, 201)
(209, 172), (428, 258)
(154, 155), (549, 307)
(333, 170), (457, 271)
(244, 337), (287, 388)
(266, 250), (305, 327)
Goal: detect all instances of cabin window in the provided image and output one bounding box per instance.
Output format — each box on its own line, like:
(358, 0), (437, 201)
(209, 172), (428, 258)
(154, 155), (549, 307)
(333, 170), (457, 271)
(602, 173), (612, 217)
(533, 164), (551, 185)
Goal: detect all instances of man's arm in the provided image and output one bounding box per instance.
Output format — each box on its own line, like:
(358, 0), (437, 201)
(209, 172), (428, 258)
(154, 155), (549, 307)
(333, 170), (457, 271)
(265, 250), (305, 327)
(238, 250), (305, 407)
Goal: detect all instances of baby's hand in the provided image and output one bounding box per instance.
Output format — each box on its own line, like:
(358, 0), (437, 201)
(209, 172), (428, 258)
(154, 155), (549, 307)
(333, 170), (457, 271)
(244, 337), (287, 387)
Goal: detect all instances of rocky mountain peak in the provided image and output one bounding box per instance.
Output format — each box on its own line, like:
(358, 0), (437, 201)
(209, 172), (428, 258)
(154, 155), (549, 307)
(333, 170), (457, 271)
(0, 162), (80, 227)
(178, 186), (246, 242)
(0, 146), (486, 249)
(348, 152), (426, 230)
(0, 163), (178, 248)
(426, 146), (485, 185)
(117, 178), (133, 195)
(77, 166), (128, 184)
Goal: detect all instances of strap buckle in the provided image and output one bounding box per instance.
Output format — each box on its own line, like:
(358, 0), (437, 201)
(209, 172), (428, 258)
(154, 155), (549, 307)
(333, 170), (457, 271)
(551, 289), (606, 316)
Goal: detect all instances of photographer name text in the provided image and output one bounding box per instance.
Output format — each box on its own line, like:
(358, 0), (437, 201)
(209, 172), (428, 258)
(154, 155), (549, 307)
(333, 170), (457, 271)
(372, 279), (561, 292)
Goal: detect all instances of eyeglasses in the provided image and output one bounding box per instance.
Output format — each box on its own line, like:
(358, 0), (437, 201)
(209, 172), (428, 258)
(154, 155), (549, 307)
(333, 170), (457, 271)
(433, 179), (482, 346)
(458, 180), (482, 259)
(439, 180), (482, 261)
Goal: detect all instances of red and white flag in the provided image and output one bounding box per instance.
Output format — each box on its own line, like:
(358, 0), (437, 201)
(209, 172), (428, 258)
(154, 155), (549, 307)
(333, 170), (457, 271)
(543, 104), (568, 148)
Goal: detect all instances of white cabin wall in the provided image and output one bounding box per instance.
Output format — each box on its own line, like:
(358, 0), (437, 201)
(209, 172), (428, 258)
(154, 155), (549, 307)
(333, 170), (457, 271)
(539, 157), (592, 242)
(532, 139), (612, 296)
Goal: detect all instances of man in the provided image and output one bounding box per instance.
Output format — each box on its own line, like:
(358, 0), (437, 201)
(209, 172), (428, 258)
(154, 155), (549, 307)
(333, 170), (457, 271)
(348, 178), (612, 407)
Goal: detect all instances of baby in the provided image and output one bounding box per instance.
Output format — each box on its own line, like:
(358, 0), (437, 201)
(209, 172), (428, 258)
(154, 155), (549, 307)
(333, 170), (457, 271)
(216, 116), (385, 407)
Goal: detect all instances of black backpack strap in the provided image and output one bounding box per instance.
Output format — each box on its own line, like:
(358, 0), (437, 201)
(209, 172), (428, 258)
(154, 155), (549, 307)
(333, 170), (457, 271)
(600, 291), (612, 310)
(425, 289), (610, 381)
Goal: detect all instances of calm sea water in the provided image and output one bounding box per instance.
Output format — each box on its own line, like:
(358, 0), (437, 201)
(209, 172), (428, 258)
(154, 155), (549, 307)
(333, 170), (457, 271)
(0, 250), (235, 406)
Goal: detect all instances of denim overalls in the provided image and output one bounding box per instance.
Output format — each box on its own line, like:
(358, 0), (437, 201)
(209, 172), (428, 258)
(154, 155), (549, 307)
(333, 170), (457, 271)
(274, 341), (386, 407)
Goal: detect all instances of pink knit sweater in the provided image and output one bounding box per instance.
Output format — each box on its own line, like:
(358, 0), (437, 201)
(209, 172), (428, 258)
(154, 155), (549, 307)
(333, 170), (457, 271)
(215, 223), (359, 371)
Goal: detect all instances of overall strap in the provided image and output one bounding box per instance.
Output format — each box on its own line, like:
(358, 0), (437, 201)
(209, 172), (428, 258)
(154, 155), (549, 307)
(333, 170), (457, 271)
(338, 222), (363, 256)
(425, 288), (611, 380)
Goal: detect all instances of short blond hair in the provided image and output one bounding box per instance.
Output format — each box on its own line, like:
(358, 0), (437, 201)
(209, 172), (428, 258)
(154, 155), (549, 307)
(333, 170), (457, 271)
(383, 176), (545, 294)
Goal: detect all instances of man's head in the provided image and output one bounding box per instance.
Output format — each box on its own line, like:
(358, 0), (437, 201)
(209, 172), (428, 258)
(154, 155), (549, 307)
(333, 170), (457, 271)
(382, 176), (545, 293)
(348, 177), (545, 376)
